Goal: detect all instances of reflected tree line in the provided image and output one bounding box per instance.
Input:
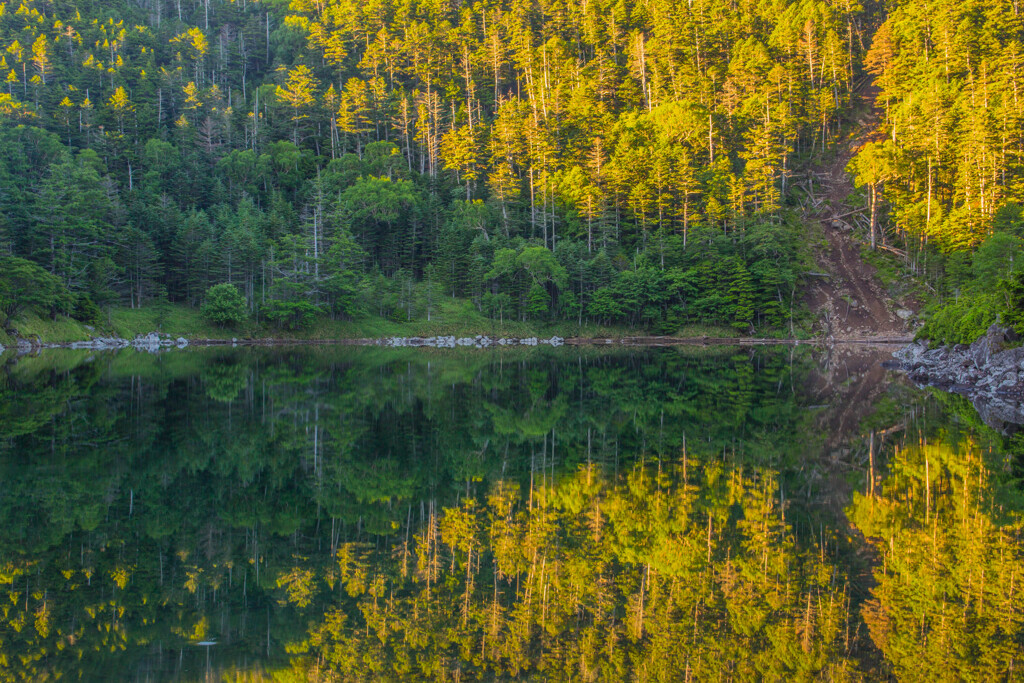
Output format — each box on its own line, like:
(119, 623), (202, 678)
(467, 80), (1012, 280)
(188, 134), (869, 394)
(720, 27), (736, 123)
(0, 348), (1021, 680)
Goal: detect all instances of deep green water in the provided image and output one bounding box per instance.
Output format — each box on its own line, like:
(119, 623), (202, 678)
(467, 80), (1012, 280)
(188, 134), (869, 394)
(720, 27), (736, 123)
(0, 346), (1021, 681)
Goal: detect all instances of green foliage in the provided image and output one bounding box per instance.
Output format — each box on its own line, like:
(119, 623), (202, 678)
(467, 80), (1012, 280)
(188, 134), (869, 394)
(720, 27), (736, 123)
(973, 234), (1024, 291)
(842, 0), (1024, 345)
(581, 223), (804, 332)
(263, 299), (320, 331)
(1, 0), (1017, 343)
(200, 283), (249, 327)
(32, 152), (115, 297)
(480, 292), (513, 321)
(0, 0), (875, 335)
(848, 141), (897, 191)
(320, 230), (365, 319)
(524, 282), (549, 320)
(0, 254), (70, 323)
(72, 294), (101, 325)
(918, 293), (999, 345)
(918, 232), (1024, 344)
(1000, 270), (1024, 336)
(588, 265), (670, 326)
(855, 0), (1024, 253)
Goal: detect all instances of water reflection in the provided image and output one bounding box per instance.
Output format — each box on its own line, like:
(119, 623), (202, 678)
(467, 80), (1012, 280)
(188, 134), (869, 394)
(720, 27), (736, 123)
(0, 346), (1020, 680)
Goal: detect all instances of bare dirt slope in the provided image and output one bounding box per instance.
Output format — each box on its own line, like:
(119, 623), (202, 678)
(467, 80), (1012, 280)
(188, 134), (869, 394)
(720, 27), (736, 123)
(803, 81), (915, 342)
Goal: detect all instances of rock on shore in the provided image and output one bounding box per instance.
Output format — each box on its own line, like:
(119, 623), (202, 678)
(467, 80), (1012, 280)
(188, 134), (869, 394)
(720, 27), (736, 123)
(18, 333), (189, 352)
(893, 325), (1024, 433)
(380, 335), (564, 348)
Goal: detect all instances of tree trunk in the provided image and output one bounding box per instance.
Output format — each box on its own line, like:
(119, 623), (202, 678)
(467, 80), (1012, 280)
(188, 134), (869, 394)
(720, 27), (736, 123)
(869, 183), (877, 249)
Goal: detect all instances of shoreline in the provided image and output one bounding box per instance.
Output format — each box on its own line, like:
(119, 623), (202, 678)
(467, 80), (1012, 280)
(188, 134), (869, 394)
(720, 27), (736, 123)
(2, 332), (915, 353)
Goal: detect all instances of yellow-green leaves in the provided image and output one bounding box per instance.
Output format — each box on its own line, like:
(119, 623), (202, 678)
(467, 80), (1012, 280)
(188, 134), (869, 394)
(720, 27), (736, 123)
(275, 64), (318, 121)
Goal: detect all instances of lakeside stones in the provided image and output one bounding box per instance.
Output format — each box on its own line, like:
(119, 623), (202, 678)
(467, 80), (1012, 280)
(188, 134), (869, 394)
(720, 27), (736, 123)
(23, 333), (190, 352)
(893, 325), (1024, 433)
(10, 333), (563, 351)
(381, 335), (564, 348)
(15, 334), (568, 351)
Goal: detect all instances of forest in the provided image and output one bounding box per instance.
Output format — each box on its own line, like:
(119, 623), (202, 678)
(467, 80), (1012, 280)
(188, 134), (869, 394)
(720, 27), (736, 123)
(0, 0), (1019, 338)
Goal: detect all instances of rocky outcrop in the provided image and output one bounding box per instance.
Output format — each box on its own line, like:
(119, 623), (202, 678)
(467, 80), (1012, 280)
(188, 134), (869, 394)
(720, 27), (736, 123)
(893, 325), (1024, 433)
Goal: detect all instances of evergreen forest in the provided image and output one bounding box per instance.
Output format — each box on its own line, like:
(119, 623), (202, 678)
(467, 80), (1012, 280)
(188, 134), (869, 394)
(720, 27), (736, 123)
(0, 0), (1021, 339)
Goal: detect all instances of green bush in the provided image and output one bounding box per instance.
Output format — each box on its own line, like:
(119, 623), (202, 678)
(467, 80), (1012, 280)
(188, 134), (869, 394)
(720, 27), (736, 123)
(918, 294), (998, 345)
(200, 284), (248, 327)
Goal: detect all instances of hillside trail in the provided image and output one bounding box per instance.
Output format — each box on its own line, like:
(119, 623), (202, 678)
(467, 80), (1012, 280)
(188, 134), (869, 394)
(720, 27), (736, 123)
(803, 78), (916, 343)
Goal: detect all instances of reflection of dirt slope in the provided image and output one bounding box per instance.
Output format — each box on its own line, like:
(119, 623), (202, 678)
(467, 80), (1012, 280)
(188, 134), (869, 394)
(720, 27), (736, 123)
(803, 344), (900, 548)
(806, 344), (895, 450)
(804, 344), (902, 653)
(803, 80), (914, 341)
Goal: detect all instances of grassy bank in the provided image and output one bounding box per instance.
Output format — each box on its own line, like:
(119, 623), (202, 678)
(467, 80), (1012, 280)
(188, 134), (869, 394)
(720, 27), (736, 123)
(100, 299), (641, 340)
(0, 297), (796, 345)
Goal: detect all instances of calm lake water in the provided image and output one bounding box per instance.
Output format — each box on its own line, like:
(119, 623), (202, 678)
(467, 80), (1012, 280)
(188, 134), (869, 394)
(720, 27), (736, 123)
(0, 345), (1021, 681)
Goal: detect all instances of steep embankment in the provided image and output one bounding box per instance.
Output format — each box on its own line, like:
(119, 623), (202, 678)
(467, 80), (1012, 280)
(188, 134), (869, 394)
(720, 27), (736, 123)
(803, 79), (916, 342)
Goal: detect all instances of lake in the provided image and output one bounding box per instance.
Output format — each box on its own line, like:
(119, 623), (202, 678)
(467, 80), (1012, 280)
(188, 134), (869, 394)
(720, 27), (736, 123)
(0, 345), (1021, 680)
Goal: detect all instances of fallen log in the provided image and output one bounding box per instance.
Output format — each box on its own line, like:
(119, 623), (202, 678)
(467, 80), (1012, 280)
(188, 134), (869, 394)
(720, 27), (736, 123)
(830, 206), (867, 220)
(877, 244), (908, 258)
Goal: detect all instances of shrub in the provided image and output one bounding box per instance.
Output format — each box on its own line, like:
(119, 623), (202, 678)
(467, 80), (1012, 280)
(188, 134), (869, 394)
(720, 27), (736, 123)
(200, 283), (248, 327)
(917, 293), (998, 345)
